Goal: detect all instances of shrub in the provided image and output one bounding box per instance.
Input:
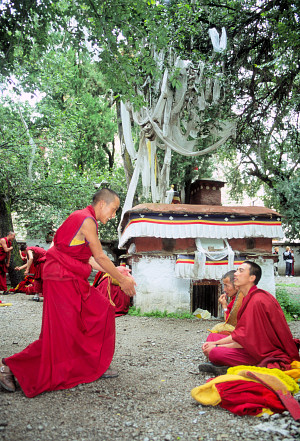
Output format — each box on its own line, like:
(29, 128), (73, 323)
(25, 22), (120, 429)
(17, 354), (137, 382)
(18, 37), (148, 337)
(276, 287), (300, 321)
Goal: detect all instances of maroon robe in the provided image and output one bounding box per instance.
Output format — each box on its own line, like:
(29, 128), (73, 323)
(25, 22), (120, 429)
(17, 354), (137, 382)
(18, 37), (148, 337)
(9, 275), (34, 293)
(225, 295), (236, 320)
(0, 237), (11, 291)
(93, 272), (131, 317)
(5, 205), (115, 397)
(231, 285), (300, 370)
(26, 246), (47, 295)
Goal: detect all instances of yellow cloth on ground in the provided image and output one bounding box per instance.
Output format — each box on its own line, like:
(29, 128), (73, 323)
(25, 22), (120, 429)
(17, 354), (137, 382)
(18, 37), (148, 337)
(285, 360), (300, 382)
(191, 374), (255, 406)
(228, 365), (299, 395)
(191, 365), (300, 408)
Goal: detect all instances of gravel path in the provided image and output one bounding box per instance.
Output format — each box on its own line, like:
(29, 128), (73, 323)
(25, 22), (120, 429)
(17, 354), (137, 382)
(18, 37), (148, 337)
(0, 284), (299, 441)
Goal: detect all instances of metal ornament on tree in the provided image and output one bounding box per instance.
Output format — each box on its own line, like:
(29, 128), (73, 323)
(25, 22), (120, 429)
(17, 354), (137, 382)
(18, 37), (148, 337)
(119, 28), (235, 234)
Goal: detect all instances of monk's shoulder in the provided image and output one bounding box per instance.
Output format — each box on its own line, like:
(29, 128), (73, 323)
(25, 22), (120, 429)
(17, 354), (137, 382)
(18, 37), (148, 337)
(249, 289), (279, 310)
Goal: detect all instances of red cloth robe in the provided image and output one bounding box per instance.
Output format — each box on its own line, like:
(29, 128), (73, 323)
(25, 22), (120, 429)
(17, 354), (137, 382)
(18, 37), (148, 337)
(5, 205), (115, 397)
(231, 286), (300, 370)
(216, 380), (286, 416)
(25, 246), (47, 295)
(9, 275), (34, 293)
(93, 272), (131, 317)
(225, 295), (236, 320)
(0, 237), (11, 291)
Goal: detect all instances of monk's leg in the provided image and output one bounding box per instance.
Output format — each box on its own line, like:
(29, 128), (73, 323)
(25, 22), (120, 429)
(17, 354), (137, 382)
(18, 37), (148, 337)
(209, 346), (257, 367)
(206, 333), (225, 342)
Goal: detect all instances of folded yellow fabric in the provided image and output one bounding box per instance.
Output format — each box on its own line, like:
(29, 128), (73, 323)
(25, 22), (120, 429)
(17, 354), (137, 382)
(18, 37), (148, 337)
(191, 365), (299, 407)
(191, 374), (255, 406)
(208, 322), (235, 334)
(228, 365), (299, 395)
(285, 360), (300, 382)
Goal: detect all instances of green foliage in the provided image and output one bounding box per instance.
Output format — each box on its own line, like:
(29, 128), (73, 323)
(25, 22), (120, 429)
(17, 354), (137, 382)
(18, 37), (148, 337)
(128, 306), (195, 320)
(276, 287), (300, 322)
(1, 0), (300, 240)
(0, 45), (125, 240)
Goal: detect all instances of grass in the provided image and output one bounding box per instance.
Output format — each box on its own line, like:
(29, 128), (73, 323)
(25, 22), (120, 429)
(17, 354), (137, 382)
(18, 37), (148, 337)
(128, 306), (195, 320)
(276, 282), (298, 288)
(276, 287), (300, 321)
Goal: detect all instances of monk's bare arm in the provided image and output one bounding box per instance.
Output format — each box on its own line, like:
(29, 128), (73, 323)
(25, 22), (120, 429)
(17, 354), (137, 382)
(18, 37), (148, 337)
(89, 256), (105, 272)
(202, 335), (243, 356)
(15, 263), (28, 271)
(80, 218), (136, 296)
(24, 250), (34, 275)
(0, 238), (13, 253)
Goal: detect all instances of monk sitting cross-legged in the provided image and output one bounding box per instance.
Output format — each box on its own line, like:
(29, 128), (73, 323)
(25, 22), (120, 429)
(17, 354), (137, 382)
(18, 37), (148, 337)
(0, 189), (136, 396)
(199, 261), (300, 376)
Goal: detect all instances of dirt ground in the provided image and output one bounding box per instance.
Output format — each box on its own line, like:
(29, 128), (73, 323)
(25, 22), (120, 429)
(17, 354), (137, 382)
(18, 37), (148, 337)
(0, 279), (299, 441)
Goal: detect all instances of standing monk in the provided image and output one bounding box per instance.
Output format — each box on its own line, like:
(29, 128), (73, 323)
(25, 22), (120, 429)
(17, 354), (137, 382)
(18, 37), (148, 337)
(0, 232), (15, 293)
(0, 189), (136, 396)
(201, 261), (300, 373)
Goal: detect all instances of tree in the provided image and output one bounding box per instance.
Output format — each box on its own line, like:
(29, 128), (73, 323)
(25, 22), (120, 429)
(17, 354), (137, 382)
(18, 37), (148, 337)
(212, 0), (300, 238)
(1, 0), (299, 237)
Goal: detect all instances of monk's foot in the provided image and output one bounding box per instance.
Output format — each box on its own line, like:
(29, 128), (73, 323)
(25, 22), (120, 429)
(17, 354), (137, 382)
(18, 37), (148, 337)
(2, 291), (9, 295)
(0, 363), (16, 392)
(198, 362), (228, 376)
(32, 294), (40, 302)
(101, 367), (119, 379)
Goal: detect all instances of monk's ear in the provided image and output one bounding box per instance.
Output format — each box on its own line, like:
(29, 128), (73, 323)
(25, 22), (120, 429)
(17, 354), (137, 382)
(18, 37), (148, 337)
(249, 274), (256, 284)
(98, 200), (106, 209)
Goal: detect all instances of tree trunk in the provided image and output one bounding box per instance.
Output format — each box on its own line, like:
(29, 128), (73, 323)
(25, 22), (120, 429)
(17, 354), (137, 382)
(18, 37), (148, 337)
(0, 193), (23, 287)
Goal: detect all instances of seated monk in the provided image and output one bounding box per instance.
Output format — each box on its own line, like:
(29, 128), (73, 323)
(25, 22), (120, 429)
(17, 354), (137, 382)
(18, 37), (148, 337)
(208, 270), (243, 336)
(8, 275), (35, 294)
(92, 266), (131, 317)
(199, 261), (300, 376)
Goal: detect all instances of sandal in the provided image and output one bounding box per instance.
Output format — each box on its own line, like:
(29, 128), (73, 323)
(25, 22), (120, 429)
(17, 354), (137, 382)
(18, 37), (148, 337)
(0, 363), (15, 392)
(101, 368), (119, 379)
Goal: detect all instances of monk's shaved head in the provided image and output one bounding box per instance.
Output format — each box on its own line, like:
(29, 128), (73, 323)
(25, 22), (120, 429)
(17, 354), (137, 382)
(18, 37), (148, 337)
(222, 270), (235, 285)
(243, 260), (262, 284)
(92, 189), (119, 206)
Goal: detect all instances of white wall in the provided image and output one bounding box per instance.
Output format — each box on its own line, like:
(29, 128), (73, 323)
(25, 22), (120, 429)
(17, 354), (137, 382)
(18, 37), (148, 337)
(131, 255), (276, 313)
(132, 256), (190, 313)
(256, 258), (276, 296)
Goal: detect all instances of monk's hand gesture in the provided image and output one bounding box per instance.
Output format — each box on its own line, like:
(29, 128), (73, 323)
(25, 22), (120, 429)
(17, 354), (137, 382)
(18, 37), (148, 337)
(120, 276), (136, 297)
(202, 341), (217, 357)
(218, 293), (227, 308)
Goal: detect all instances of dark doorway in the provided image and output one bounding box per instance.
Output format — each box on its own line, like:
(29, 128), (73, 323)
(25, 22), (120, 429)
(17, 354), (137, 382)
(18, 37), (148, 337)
(192, 281), (221, 317)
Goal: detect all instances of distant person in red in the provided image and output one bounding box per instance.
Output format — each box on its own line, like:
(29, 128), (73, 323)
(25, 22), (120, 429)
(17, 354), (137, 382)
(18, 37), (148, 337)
(0, 232), (15, 293)
(93, 267), (132, 316)
(19, 244), (27, 263)
(199, 261), (300, 375)
(0, 189), (136, 396)
(8, 275), (34, 294)
(15, 246), (47, 301)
